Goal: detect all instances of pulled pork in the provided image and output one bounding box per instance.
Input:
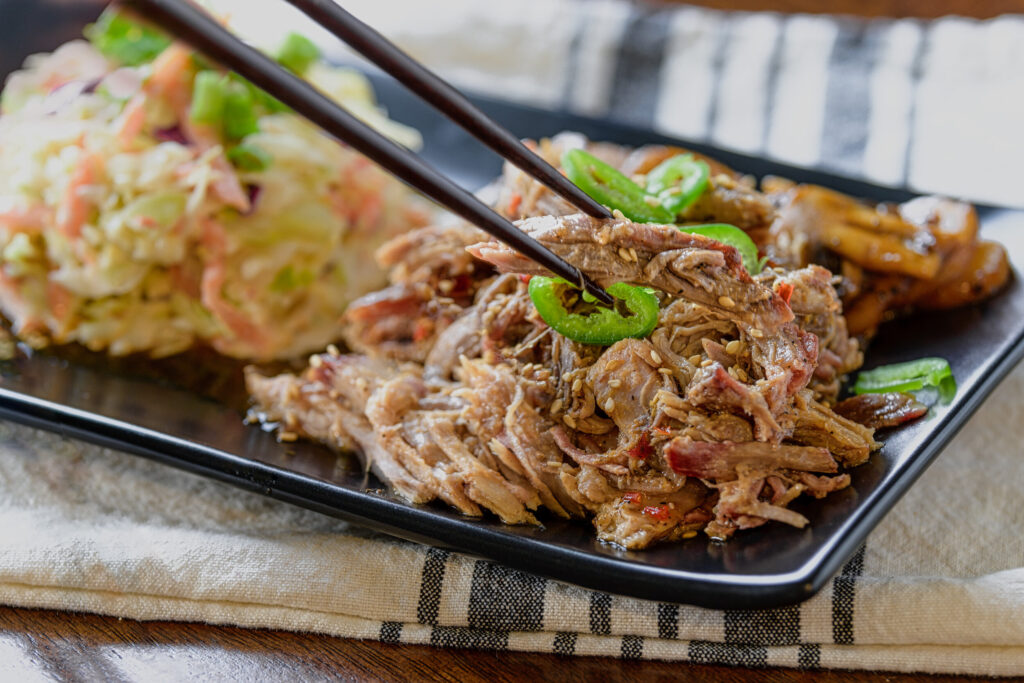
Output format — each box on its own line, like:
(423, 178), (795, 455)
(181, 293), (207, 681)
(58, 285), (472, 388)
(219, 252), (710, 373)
(248, 214), (877, 548)
(247, 132), (1007, 549)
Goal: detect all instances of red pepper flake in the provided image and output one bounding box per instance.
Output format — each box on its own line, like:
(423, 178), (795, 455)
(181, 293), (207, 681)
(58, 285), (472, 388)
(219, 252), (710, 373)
(643, 505), (671, 521)
(412, 319), (432, 343)
(507, 192), (522, 217)
(622, 492), (643, 505)
(518, 274), (533, 284)
(627, 432), (653, 460)
(449, 274), (474, 297)
(777, 282), (794, 305)
(652, 426), (673, 437)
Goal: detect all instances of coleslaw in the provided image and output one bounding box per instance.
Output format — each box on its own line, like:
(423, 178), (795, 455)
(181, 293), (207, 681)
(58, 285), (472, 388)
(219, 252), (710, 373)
(0, 9), (428, 360)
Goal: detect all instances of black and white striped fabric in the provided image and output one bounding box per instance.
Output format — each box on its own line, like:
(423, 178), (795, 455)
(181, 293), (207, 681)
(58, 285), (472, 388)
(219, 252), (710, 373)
(2, 1), (1023, 676)
(222, 0), (1024, 209)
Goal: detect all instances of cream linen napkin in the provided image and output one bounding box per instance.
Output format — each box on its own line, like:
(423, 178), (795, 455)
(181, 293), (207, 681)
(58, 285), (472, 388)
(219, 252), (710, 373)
(2, 0), (1024, 676)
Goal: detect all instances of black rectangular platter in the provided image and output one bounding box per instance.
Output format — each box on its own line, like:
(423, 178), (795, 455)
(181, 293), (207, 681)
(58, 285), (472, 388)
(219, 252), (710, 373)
(2, 8), (1023, 609)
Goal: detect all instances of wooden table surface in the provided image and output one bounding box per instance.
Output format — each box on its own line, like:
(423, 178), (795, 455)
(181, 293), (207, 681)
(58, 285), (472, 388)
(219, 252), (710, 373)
(0, 605), (989, 682)
(3, 0), (1021, 681)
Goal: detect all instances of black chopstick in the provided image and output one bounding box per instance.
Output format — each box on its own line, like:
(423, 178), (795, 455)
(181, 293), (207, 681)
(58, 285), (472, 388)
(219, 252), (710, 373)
(281, 0), (613, 222)
(121, 0), (615, 307)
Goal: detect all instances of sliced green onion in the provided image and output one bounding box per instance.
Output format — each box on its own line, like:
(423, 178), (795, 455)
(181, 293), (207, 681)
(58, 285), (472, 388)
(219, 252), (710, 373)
(645, 154), (710, 216)
(528, 277), (660, 346)
(276, 33), (320, 75)
(223, 82), (259, 140)
(189, 70), (228, 125)
(86, 7), (171, 66)
(227, 144), (272, 172)
(271, 265), (315, 293)
(562, 149), (673, 224)
(252, 86), (290, 113)
(227, 74), (290, 114)
(853, 357), (956, 396)
(678, 223), (762, 275)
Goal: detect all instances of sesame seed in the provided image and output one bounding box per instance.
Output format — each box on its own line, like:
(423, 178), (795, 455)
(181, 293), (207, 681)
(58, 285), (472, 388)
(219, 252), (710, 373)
(604, 398), (616, 413)
(550, 398), (563, 414)
(618, 247), (632, 262)
(572, 378), (583, 393)
(688, 354), (702, 366)
(608, 379), (622, 388)
(612, 209), (626, 220)
(725, 340), (742, 355)
(326, 344), (340, 357)
(438, 279), (454, 293)
(682, 530), (698, 539)
(658, 367), (673, 376)
(650, 350), (663, 365)
(718, 295), (736, 308)
(561, 372), (571, 382)
(563, 414), (577, 429)
(309, 354), (323, 368)
(546, 460), (562, 468)
(606, 359), (625, 371)
(750, 328), (765, 339)
(278, 431), (298, 443)
(643, 195), (661, 207)
(701, 359), (713, 367)
(629, 247), (639, 262)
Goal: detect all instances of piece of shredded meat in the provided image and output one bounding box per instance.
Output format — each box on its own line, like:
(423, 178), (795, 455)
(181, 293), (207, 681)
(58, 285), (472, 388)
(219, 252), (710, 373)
(468, 214), (794, 333)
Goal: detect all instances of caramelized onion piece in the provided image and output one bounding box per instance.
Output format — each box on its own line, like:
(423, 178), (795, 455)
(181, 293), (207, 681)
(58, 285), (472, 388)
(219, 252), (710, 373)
(772, 185), (942, 279)
(899, 196), (979, 251)
(918, 240), (1011, 310)
(618, 144), (738, 179)
(818, 220), (941, 279)
(833, 392), (928, 429)
(843, 275), (912, 338)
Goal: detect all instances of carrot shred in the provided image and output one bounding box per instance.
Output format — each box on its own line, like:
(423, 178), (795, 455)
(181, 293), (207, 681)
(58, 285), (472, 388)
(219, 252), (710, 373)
(507, 192), (522, 217)
(59, 152), (101, 238)
(117, 94), (148, 150)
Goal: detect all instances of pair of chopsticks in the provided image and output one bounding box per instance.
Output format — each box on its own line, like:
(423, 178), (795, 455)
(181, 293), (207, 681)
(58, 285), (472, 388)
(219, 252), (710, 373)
(121, 0), (616, 306)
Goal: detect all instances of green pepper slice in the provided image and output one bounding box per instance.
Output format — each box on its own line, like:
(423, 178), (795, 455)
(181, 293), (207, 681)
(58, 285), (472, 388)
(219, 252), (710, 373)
(645, 154), (710, 216)
(853, 357), (956, 396)
(678, 223), (761, 275)
(528, 277), (660, 346)
(562, 149), (673, 224)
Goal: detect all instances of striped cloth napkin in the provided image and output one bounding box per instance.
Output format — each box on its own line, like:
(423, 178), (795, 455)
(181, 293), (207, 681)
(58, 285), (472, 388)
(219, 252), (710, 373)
(2, 0), (1024, 676)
